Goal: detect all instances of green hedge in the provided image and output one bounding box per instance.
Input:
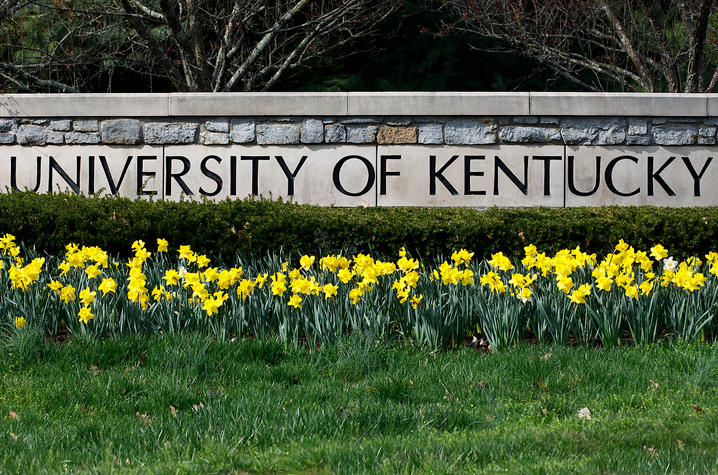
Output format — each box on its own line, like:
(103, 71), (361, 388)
(1, 192), (717, 259)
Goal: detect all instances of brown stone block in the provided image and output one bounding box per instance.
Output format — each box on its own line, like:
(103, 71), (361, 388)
(376, 125), (417, 144)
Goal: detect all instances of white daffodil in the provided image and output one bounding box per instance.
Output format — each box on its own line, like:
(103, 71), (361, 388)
(663, 256), (678, 271)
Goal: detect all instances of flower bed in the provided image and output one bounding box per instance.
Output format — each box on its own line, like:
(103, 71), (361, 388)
(3, 234), (717, 349)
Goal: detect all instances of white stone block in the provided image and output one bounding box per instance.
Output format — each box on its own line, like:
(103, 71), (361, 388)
(531, 93), (708, 117)
(169, 92), (347, 116)
(348, 92), (529, 116)
(0, 145), (162, 198)
(565, 146), (718, 207)
(376, 145), (564, 207)
(162, 145), (376, 206)
(0, 94), (170, 117)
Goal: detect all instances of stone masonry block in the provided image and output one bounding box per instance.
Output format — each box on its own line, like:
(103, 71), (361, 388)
(73, 120), (99, 132)
(627, 118), (648, 135)
(324, 124), (346, 143)
(300, 119), (324, 144)
(230, 119), (255, 143)
(0, 119), (16, 133)
(444, 119), (496, 145)
(560, 118), (625, 145)
(346, 125), (378, 143)
(384, 117), (412, 126)
(199, 130), (230, 144)
(651, 125), (698, 145)
(341, 117), (380, 124)
(101, 119), (142, 144)
(625, 135), (651, 145)
(65, 132), (101, 144)
(512, 116), (539, 125)
(144, 122), (197, 144)
(499, 126), (561, 143)
(17, 124), (45, 145)
(205, 118), (229, 133)
(376, 125), (417, 144)
(45, 132), (64, 144)
(256, 123), (300, 144)
(417, 123), (443, 144)
(49, 120), (72, 131)
(698, 126), (716, 137)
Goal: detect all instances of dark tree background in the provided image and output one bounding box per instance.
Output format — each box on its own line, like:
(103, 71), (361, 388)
(3, 0), (714, 93)
(440, 0), (718, 92)
(287, 2), (579, 91)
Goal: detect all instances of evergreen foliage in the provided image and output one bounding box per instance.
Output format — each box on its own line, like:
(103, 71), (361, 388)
(2, 192), (716, 259)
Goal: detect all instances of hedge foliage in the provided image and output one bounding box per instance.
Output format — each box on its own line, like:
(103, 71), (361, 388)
(1, 192), (717, 259)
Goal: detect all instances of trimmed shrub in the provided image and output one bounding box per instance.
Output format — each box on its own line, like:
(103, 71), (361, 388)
(0, 191), (717, 258)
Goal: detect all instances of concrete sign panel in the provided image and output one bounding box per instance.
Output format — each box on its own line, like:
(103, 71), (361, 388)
(1, 144), (716, 207)
(162, 145), (376, 206)
(0, 145), (162, 198)
(566, 146), (717, 207)
(377, 145), (564, 207)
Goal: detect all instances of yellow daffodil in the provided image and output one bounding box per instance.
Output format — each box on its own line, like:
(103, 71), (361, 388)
(595, 274), (613, 292)
(163, 269), (180, 286)
(451, 248), (474, 266)
(650, 244), (669, 261)
(337, 268), (354, 284)
(569, 284), (591, 304)
(322, 283), (338, 299)
(48, 280), (63, 294)
(348, 287), (363, 304)
(556, 275), (574, 294)
(199, 267), (217, 283)
(196, 254), (210, 269)
(78, 306), (94, 324)
(60, 284), (76, 303)
(152, 285), (165, 301)
(288, 294), (302, 309)
(480, 271), (506, 293)
(98, 278), (117, 295)
(85, 264), (101, 279)
(237, 279), (255, 300)
(639, 280), (654, 296)
(299, 255), (315, 270)
(488, 252), (514, 271)
(517, 287), (532, 303)
(79, 288), (96, 306)
(625, 285), (639, 299)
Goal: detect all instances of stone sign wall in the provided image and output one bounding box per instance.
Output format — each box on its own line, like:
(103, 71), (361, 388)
(1, 92), (717, 207)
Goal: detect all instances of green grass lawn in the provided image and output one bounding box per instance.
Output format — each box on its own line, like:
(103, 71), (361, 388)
(1, 330), (718, 473)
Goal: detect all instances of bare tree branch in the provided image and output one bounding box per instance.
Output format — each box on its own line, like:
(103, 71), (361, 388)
(707, 63), (718, 91)
(599, 1), (654, 91)
(643, 0), (680, 91)
(0, 61), (80, 92)
(224, 0), (311, 91)
(0, 0), (398, 92)
(131, 0), (165, 22)
(117, 0), (188, 91)
(685, 0), (714, 91)
(443, 0), (718, 92)
(211, 2), (242, 91)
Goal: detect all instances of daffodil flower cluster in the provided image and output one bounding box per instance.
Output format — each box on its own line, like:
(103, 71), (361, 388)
(1, 233), (718, 348)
